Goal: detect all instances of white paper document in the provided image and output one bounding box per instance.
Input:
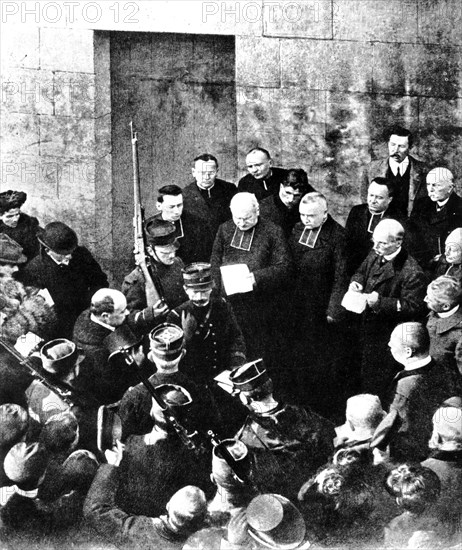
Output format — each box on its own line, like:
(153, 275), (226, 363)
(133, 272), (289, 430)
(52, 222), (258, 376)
(341, 290), (367, 314)
(220, 264), (253, 296)
(214, 370), (234, 394)
(37, 288), (55, 306)
(14, 332), (44, 357)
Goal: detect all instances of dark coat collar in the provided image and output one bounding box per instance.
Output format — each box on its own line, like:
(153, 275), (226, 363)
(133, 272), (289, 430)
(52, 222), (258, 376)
(428, 449), (462, 463)
(428, 308), (462, 333)
(392, 359), (436, 385)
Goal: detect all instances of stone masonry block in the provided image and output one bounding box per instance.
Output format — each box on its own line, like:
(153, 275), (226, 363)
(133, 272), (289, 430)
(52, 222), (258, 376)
(53, 72), (96, 118)
(281, 39), (374, 93)
(1, 68), (54, 116)
(236, 36), (280, 87)
(39, 116), (95, 159)
(1, 25), (40, 69)
(333, 0), (418, 43)
(263, 0), (333, 39)
(0, 112), (40, 156)
(41, 28), (94, 73)
(372, 43), (461, 99)
(418, 0), (462, 46)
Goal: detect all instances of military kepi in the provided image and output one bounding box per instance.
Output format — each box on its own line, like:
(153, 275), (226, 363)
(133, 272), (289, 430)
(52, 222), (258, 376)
(182, 262), (213, 290)
(149, 323), (184, 359)
(229, 359), (268, 392)
(144, 217), (177, 247)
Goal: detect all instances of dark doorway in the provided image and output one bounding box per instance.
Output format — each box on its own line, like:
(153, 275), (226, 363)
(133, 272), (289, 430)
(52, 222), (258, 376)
(110, 31), (236, 283)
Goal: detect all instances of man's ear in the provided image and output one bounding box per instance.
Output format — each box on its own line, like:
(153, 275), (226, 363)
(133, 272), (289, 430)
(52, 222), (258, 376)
(441, 302), (452, 312)
(191, 167), (196, 178)
(156, 201), (162, 213)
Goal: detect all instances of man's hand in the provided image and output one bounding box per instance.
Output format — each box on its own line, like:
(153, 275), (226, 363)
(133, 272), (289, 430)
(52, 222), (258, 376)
(366, 291), (379, 307)
(134, 248), (147, 268)
(227, 508), (250, 545)
(153, 299), (169, 318)
(105, 440), (125, 467)
(181, 310), (197, 342)
(326, 315), (335, 324)
(349, 281), (363, 292)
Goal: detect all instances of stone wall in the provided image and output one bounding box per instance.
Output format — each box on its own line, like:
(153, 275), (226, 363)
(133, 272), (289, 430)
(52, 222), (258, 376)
(1, 0), (461, 280)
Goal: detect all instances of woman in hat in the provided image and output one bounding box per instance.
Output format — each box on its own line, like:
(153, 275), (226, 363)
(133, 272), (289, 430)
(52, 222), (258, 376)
(0, 190), (41, 262)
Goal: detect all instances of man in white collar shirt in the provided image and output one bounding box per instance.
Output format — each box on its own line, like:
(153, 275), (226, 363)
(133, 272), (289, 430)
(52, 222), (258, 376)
(434, 227), (462, 283)
(349, 219), (427, 399)
(382, 322), (460, 462)
(407, 167), (462, 272)
(361, 125), (427, 217)
(426, 276), (462, 376)
(237, 147), (288, 201)
(211, 192), (292, 363)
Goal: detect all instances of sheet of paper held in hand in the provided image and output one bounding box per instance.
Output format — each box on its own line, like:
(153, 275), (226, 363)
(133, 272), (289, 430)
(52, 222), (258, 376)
(214, 369), (233, 394)
(220, 264), (253, 295)
(341, 290), (367, 314)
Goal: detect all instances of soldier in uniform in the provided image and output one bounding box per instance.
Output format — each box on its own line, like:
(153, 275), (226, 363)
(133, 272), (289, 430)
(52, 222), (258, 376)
(122, 217), (187, 312)
(115, 383), (214, 518)
(229, 360), (335, 502)
(117, 323), (218, 440)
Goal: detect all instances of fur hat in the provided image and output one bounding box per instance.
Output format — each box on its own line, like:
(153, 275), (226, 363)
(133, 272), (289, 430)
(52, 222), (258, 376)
(0, 190), (27, 215)
(37, 222), (78, 255)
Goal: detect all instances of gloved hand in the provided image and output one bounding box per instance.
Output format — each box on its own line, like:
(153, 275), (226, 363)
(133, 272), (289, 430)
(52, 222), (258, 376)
(181, 310), (197, 342)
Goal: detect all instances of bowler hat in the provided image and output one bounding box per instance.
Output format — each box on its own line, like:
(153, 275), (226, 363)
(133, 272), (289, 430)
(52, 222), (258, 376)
(144, 217), (177, 247)
(4, 442), (49, 490)
(246, 493), (306, 549)
(0, 190), (26, 215)
(37, 222), (78, 255)
(0, 233), (27, 264)
(104, 324), (143, 361)
(97, 404), (122, 455)
(229, 359), (269, 392)
(182, 262), (214, 290)
(149, 323), (184, 359)
(40, 339), (81, 375)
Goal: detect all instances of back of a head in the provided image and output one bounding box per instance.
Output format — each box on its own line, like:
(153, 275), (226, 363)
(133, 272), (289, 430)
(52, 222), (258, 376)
(4, 442), (49, 491)
(90, 288), (124, 316)
(230, 192), (259, 213)
(428, 276), (461, 308)
(39, 412), (79, 454)
(283, 169), (309, 192)
(389, 465), (441, 514)
(374, 218), (405, 242)
(393, 322), (430, 357)
(0, 404), (28, 448)
(346, 394), (386, 435)
(300, 191), (328, 210)
(168, 485), (207, 529)
(429, 405), (462, 451)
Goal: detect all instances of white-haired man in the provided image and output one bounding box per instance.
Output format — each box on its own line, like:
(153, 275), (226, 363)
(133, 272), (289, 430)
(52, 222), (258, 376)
(349, 219), (427, 398)
(434, 227), (462, 283)
(211, 192), (292, 361)
(407, 167), (462, 272)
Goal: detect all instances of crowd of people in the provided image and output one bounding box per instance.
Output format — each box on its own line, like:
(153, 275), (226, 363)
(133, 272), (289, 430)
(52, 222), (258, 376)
(0, 124), (461, 549)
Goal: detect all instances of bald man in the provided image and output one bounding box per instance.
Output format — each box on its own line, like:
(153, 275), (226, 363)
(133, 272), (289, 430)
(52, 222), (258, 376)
(73, 289), (159, 403)
(407, 167), (462, 272)
(349, 219), (427, 397)
(434, 228), (462, 283)
(211, 192), (292, 361)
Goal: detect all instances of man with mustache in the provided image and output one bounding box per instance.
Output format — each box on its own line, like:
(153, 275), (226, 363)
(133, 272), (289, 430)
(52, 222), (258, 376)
(361, 126), (428, 218)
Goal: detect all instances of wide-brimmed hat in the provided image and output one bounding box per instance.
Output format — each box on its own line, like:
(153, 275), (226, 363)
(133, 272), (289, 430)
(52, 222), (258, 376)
(182, 262), (214, 290)
(229, 359), (269, 392)
(144, 217), (177, 247)
(0, 233), (27, 264)
(0, 190), (27, 214)
(37, 222), (78, 255)
(149, 323), (184, 359)
(246, 493), (306, 549)
(40, 339), (82, 375)
(104, 324), (143, 361)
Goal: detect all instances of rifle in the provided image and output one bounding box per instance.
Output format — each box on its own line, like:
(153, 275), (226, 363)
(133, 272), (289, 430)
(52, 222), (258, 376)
(131, 121), (169, 312)
(0, 336), (98, 410)
(207, 430), (258, 491)
(120, 348), (206, 456)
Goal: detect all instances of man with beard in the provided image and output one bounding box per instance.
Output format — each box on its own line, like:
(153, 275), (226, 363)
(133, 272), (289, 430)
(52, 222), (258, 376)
(361, 126), (427, 217)
(259, 168), (314, 239)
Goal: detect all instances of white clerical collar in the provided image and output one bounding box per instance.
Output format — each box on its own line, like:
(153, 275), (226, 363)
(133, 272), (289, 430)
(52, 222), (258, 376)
(404, 356), (432, 371)
(90, 313), (116, 332)
(438, 305), (460, 318)
(384, 246), (402, 261)
(436, 196), (450, 208)
(197, 182), (215, 195)
(46, 251), (70, 266)
(389, 156), (409, 176)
